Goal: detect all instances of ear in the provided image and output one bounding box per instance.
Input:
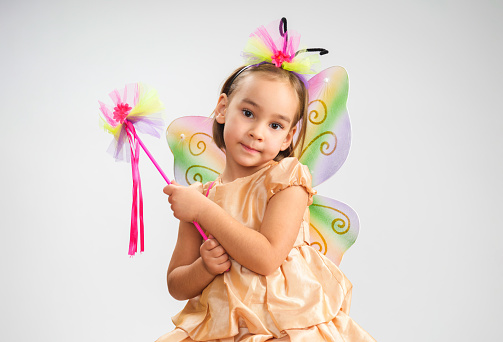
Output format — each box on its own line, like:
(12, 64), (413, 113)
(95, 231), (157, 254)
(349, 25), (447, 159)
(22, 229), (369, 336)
(280, 125), (297, 151)
(214, 94), (228, 124)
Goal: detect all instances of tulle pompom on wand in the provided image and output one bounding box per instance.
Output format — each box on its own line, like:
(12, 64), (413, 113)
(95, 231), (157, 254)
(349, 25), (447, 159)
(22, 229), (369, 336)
(99, 83), (165, 255)
(99, 83), (210, 256)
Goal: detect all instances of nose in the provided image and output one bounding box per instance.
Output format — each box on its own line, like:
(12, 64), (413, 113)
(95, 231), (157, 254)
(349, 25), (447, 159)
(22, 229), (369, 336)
(248, 123), (264, 141)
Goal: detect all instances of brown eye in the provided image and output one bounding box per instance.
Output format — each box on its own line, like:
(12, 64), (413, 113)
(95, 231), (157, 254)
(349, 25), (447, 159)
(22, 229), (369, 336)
(270, 123), (283, 130)
(242, 109), (253, 118)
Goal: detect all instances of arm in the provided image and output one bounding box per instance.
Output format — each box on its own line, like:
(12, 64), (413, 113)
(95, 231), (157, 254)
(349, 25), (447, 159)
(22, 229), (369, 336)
(167, 221), (230, 300)
(165, 184), (309, 276)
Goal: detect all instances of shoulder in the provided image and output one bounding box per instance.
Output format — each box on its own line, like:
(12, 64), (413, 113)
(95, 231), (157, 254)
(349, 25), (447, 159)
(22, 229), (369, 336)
(266, 157), (312, 182)
(264, 157), (316, 204)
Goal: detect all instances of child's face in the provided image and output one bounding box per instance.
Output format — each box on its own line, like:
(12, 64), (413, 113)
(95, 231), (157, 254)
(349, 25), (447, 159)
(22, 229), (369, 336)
(215, 73), (298, 172)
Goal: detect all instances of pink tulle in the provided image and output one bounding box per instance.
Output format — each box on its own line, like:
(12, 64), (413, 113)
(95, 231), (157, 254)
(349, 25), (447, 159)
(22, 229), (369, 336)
(250, 19), (301, 68)
(255, 25), (279, 54)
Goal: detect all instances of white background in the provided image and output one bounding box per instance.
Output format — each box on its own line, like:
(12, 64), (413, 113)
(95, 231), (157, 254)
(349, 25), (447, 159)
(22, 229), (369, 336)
(1, 0), (501, 341)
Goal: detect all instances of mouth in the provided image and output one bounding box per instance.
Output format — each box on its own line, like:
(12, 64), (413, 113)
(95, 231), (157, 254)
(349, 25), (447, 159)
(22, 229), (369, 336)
(240, 143), (260, 153)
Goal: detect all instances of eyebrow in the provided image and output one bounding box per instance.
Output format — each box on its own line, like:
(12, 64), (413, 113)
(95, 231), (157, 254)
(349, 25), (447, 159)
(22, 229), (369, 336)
(241, 98), (292, 124)
(242, 98), (260, 109)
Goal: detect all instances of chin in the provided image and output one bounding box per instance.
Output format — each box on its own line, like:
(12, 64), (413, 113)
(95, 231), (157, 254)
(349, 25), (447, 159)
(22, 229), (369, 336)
(236, 157), (267, 169)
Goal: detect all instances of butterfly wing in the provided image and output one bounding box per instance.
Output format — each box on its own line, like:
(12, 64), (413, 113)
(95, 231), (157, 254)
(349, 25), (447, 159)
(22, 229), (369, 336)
(296, 67), (359, 264)
(166, 116), (225, 186)
(296, 66), (351, 187)
(308, 194), (360, 266)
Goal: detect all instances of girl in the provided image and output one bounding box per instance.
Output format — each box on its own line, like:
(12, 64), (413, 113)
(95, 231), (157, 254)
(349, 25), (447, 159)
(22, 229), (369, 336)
(157, 21), (375, 342)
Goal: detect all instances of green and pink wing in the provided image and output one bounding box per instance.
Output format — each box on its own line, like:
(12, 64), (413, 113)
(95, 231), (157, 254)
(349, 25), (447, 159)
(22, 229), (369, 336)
(297, 66), (360, 264)
(308, 195), (360, 266)
(166, 116), (225, 186)
(296, 66), (351, 187)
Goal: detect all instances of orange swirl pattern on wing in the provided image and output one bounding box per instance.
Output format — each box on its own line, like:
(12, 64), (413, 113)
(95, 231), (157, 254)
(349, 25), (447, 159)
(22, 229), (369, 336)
(309, 223), (328, 255)
(298, 99), (337, 160)
(189, 133), (212, 156)
(299, 132), (337, 159)
(185, 165), (221, 185)
(308, 99), (328, 125)
(311, 204), (351, 235)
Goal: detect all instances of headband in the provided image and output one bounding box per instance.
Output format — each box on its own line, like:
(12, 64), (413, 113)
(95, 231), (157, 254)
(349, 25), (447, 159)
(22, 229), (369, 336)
(227, 18), (328, 92)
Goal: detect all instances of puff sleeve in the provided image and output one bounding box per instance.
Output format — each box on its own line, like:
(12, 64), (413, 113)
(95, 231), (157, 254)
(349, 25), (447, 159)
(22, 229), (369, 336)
(264, 157), (316, 205)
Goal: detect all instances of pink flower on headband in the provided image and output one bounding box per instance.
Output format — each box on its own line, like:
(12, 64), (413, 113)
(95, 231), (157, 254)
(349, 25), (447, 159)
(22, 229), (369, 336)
(271, 51), (293, 68)
(242, 18), (323, 75)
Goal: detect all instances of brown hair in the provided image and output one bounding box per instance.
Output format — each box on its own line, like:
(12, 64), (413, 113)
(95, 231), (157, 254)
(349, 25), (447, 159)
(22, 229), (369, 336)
(212, 63), (308, 161)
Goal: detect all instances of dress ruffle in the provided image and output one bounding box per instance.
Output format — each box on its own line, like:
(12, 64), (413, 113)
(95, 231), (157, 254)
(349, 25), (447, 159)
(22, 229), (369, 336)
(157, 247), (373, 341)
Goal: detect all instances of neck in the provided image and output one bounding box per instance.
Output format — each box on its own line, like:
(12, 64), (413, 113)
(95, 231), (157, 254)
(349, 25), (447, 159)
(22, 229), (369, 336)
(220, 158), (274, 183)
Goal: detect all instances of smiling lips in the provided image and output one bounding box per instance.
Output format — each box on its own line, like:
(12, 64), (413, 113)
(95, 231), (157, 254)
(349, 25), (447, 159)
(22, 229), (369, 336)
(240, 143), (260, 153)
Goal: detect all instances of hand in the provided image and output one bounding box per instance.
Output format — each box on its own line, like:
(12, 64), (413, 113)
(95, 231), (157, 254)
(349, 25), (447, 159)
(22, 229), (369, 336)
(200, 235), (231, 276)
(163, 181), (205, 222)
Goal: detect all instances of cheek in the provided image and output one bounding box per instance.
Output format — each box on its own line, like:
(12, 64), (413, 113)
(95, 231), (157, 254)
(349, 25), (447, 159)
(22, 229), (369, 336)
(226, 115), (245, 133)
(280, 130), (294, 148)
(222, 125), (231, 143)
(222, 121), (239, 143)
(269, 133), (287, 149)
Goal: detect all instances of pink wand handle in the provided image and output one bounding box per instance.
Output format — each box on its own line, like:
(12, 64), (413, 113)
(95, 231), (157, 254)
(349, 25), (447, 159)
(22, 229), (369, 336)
(125, 121), (208, 241)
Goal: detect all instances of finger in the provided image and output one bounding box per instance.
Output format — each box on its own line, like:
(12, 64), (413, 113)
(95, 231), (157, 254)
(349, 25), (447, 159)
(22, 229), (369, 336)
(211, 246), (226, 257)
(215, 259), (231, 273)
(215, 253), (229, 264)
(171, 180), (179, 185)
(209, 237), (221, 247)
(201, 238), (217, 250)
(207, 235), (221, 247)
(189, 181), (202, 188)
(212, 257), (229, 267)
(163, 185), (171, 195)
(164, 184), (178, 195)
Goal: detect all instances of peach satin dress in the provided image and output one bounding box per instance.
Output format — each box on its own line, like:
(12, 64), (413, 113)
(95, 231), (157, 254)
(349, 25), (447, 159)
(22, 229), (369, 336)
(156, 158), (375, 342)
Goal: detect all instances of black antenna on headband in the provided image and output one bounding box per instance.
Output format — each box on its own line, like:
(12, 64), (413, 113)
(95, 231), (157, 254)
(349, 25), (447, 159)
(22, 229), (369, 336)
(279, 17), (287, 37)
(280, 17), (329, 57)
(295, 48), (329, 57)
(280, 17), (289, 53)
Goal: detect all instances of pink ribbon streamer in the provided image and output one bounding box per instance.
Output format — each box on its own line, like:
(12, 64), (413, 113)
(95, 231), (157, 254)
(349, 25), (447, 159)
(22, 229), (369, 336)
(125, 122), (144, 255)
(123, 120), (210, 255)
